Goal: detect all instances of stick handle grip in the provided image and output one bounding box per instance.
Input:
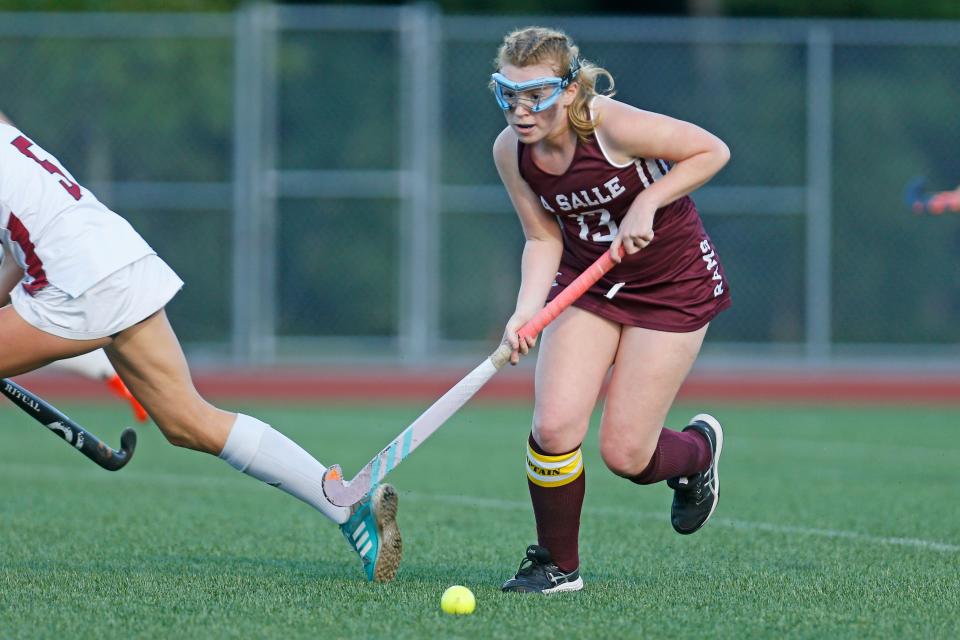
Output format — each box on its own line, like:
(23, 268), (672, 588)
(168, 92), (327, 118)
(517, 247), (623, 342)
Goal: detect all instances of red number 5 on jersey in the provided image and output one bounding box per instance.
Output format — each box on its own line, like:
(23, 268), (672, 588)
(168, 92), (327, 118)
(11, 136), (82, 201)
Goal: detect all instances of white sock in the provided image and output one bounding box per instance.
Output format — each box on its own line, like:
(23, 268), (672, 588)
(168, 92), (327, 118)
(47, 349), (116, 380)
(218, 413), (350, 525)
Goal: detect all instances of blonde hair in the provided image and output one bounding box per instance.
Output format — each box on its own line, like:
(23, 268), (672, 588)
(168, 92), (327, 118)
(495, 26), (615, 141)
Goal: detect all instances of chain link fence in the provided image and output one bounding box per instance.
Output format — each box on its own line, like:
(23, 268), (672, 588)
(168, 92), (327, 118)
(2, 7), (959, 367)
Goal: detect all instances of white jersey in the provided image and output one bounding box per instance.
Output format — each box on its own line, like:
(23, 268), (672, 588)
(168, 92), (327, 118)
(0, 123), (154, 298)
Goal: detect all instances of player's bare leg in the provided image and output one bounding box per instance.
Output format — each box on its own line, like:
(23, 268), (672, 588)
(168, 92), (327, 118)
(600, 324), (723, 534)
(599, 325), (708, 475)
(0, 305), (111, 378)
(503, 307), (620, 593)
(104, 309), (401, 581)
(532, 308), (620, 453)
(102, 311), (233, 453)
(46, 350), (149, 422)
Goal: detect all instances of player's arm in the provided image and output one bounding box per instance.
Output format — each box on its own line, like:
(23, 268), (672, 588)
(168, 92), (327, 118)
(494, 126), (564, 317)
(0, 110), (12, 126)
(493, 126), (564, 363)
(595, 96), (729, 209)
(0, 245), (22, 307)
(593, 97), (729, 259)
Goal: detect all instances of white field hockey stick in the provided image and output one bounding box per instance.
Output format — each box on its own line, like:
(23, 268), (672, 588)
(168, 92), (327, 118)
(322, 247), (624, 507)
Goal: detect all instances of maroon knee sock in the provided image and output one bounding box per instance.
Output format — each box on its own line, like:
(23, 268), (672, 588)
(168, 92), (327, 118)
(527, 434), (585, 573)
(630, 427), (711, 485)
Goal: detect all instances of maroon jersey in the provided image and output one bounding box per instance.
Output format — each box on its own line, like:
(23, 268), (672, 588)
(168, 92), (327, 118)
(518, 135), (731, 332)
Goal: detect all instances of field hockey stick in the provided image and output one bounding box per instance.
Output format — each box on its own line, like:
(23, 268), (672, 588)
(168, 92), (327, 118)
(322, 247), (624, 507)
(1, 378), (137, 471)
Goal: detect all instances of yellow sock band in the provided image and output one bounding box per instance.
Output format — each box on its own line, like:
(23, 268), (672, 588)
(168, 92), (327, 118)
(526, 443), (584, 488)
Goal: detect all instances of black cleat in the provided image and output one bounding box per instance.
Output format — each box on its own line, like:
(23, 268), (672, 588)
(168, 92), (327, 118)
(667, 413), (724, 535)
(501, 545), (583, 593)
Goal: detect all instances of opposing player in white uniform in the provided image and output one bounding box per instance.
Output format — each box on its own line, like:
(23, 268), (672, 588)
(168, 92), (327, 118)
(0, 120), (402, 582)
(0, 111), (147, 422)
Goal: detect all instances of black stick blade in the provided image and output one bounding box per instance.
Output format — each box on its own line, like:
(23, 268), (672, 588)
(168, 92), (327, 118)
(1, 378), (137, 471)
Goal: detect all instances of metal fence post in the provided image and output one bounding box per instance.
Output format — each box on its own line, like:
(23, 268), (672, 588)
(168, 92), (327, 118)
(398, 3), (441, 364)
(232, 3), (279, 364)
(805, 26), (833, 362)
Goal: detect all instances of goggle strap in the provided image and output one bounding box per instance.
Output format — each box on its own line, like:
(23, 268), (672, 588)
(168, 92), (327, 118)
(562, 58), (581, 87)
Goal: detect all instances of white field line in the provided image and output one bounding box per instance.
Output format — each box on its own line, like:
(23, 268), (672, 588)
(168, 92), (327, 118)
(731, 435), (960, 458)
(4, 462), (958, 554)
(402, 492), (960, 554)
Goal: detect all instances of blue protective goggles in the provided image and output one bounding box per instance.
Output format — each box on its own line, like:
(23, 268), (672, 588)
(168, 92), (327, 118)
(491, 61), (580, 113)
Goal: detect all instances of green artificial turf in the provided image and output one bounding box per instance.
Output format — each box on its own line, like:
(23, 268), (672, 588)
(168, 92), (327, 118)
(1, 401), (958, 639)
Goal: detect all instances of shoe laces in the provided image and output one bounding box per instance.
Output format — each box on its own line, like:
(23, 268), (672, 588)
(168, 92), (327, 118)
(515, 546), (562, 583)
(676, 468), (711, 502)
(515, 556), (539, 577)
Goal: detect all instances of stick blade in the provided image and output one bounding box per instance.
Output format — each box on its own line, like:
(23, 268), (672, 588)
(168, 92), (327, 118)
(322, 464), (372, 507)
(99, 427), (137, 471)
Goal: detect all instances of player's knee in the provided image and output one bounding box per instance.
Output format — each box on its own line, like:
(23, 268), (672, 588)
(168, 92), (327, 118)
(154, 410), (213, 453)
(600, 437), (654, 478)
(531, 415), (579, 453)
(156, 419), (201, 450)
(151, 399), (224, 453)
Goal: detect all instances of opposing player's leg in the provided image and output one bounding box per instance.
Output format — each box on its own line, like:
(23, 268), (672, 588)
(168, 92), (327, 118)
(339, 483), (402, 582)
(599, 324), (723, 534)
(502, 307), (621, 594)
(105, 309), (401, 581)
(44, 349), (149, 423)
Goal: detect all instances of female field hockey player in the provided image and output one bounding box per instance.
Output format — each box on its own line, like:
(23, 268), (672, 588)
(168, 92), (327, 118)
(491, 27), (731, 593)
(0, 117), (401, 582)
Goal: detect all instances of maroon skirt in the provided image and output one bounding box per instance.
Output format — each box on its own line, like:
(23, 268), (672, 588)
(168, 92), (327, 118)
(546, 203), (731, 333)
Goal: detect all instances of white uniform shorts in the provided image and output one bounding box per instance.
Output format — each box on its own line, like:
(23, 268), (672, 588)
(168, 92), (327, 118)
(10, 254), (184, 340)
